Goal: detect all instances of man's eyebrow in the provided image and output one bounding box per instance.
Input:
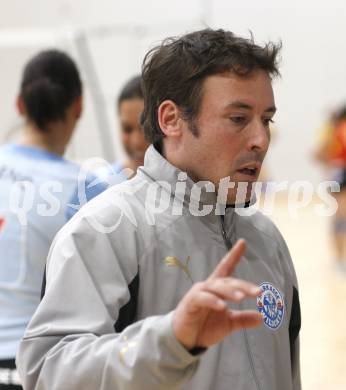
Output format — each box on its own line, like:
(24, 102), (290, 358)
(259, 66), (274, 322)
(226, 101), (277, 113)
(265, 106), (276, 113)
(227, 101), (252, 110)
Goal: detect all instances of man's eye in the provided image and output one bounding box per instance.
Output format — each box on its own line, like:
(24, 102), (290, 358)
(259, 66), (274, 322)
(230, 116), (246, 124)
(263, 118), (274, 126)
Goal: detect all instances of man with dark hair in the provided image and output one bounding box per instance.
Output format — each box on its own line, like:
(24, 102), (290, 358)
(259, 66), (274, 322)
(17, 29), (301, 390)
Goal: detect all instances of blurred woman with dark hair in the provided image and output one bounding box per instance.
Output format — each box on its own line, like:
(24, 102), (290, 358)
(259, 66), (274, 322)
(66, 75), (149, 219)
(0, 49), (84, 389)
(96, 75), (149, 181)
(117, 75), (149, 172)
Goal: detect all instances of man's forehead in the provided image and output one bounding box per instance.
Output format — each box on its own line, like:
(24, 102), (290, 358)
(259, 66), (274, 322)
(202, 70), (275, 109)
(207, 68), (272, 81)
(203, 70), (273, 91)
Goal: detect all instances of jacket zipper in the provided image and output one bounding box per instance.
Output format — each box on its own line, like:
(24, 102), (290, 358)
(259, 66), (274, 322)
(219, 215), (262, 390)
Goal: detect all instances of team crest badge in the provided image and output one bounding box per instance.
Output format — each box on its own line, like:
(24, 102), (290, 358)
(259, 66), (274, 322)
(257, 282), (285, 330)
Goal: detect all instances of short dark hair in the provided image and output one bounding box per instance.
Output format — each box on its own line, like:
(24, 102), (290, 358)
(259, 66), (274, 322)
(117, 75), (143, 110)
(20, 49), (82, 131)
(141, 28), (281, 145)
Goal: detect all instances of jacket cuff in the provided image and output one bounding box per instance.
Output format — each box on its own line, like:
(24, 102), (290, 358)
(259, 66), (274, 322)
(159, 311), (206, 365)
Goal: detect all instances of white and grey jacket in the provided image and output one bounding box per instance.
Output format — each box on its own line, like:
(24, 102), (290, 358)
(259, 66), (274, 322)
(17, 145), (301, 390)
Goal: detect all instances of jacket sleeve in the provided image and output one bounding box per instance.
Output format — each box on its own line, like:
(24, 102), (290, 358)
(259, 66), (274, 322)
(16, 203), (201, 390)
(290, 287), (301, 390)
(276, 229), (302, 390)
(291, 335), (301, 390)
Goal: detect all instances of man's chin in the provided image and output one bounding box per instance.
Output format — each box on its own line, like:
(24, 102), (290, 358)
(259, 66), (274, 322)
(232, 172), (260, 184)
(226, 181), (257, 206)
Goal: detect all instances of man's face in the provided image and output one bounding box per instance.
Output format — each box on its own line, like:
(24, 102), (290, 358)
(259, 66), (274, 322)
(182, 70), (275, 203)
(119, 98), (149, 167)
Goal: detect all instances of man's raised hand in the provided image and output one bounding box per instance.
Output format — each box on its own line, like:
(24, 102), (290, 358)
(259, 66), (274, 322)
(172, 239), (262, 350)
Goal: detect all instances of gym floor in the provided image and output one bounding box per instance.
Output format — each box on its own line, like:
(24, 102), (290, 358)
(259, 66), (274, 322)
(271, 196), (346, 390)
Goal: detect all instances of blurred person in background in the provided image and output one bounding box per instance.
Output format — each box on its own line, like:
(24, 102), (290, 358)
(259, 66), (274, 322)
(315, 105), (346, 273)
(0, 49), (84, 389)
(67, 75), (149, 219)
(116, 75), (149, 174)
(97, 75), (149, 180)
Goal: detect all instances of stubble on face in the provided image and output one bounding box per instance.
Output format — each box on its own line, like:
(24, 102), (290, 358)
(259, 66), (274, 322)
(181, 70), (275, 203)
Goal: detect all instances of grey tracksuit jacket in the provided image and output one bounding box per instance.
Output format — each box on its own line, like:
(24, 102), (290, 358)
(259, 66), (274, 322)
(17, 145), (301, 390)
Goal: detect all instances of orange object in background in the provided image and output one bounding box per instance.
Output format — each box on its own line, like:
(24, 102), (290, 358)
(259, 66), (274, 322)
(0, 216), (5, 233)
(326, 119), (346, 165)
(332, 119), (346, 163)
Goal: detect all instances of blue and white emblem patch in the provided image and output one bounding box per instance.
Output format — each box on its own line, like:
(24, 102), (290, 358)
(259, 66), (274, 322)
(257, 282), (285, 330)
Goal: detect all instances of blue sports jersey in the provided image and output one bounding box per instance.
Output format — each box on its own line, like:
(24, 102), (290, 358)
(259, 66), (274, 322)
(66, 161), (127, 220)
(0, 144), (105, 359)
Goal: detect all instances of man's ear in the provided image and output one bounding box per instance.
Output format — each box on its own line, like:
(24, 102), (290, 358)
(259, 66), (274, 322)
(158, 100), (184, 138)
(16, 95), (26, 116)
(73, 96), (83, 119)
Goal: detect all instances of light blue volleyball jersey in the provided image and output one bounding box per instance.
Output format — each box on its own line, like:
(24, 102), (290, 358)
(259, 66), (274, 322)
(0, 144), (102, 359)
(66, 161), (127, 220)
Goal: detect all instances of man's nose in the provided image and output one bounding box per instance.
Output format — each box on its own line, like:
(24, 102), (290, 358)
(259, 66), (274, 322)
(247, 120), (270, 152)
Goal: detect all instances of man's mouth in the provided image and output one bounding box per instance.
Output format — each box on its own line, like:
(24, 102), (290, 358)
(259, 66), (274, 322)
(237, 167), (257, 176)
(236, 163), (261, 178)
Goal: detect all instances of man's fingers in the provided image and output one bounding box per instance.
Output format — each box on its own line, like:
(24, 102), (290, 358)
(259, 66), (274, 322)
(227, 310), (263, 331)
(203, 277), (261, 302)
(210, 239), (246, 279)
(187, 290), (227, 314)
